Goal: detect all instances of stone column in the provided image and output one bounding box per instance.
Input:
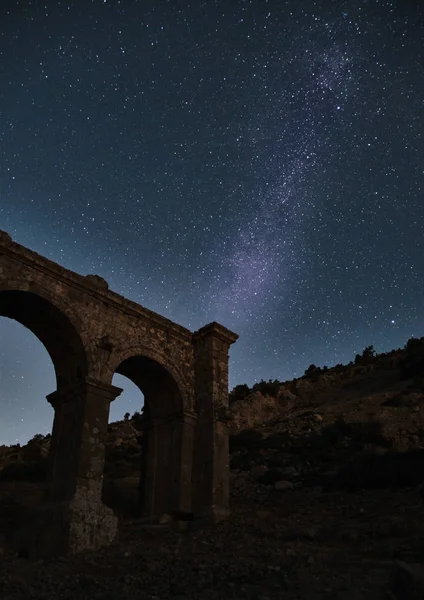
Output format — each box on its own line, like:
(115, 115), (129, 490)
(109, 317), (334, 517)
(169, 410), (197, 516)
(192, 321), (238, 521)
(139, 414), (161, 520)
(140, 410), (197, 521)
(19, 377), (122, 559)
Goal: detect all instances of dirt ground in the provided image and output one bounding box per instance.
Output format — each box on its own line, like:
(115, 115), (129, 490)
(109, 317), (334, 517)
(0, 476), (423, 599)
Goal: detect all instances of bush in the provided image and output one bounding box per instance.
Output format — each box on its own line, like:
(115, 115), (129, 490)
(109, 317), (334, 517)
(321, 417), (390, 448)
(326, 449), (424, 492)
(266, 431), (291, 449)
(105, 445), (128, 462)
(354, 354), (362, 365)
(362, 345), (376, 362)
(320, 420), (348, 445)
(252, 379), (281, 397)
(131, 410), (144, 431)
(333, 363), (347, 372)
(257, 468), (288, 485)
(104, 459), (136, 479)
(0, 461), (46, 482)
(229, 429), (264, 451)
(348, 419), (390, 447)
(304, 364), (321, 378)
(229, 384), (250, 404)
(412, 377), (424, 391)
(382, 394), (407, 407)
(102, 478), (140, 516)
(405, 337), (424, 352)
(399, 337), (424, 379)
(230, 452), (257, 471)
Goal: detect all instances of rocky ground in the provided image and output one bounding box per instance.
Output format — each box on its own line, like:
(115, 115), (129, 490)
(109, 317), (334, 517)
(1, 340), (424, 599)
(1, 479), (424, 599)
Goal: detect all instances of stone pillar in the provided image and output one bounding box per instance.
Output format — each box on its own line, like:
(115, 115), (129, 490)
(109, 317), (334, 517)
(192, 321), (238, 521)
(19, 377), (122, 559)
(140, 410), (197, 521)
(169, 410), (197, 516)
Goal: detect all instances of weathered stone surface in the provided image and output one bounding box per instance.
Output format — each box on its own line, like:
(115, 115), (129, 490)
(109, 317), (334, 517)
(16, 486), (118, 559)
(0, 230), (238, 558)
(84, 273), (109, 290)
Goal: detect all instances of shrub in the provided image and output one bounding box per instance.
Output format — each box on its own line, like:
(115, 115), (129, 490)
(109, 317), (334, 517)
(102, 478), (140, 516)
(354, 354), (362, 365)
(266, 431), (292, 449)
(348, 419), (390, 447)
(333, 363), (347, 372)
(362, 345), (376, 362)
(131, 410), (144, 431)
(412, 377), (424, 391)
(405, 337), (424, 352)
(104, 459), (136, 479)
(318, 417), (391, 450)
(326, 449), (424, 492)
(252, 379), (281, 397)
(257, 468), (288, 485)
(0, 461), (46, 482)
(230, 452), (257, 471)
(320, 419), (348, 445)
(229, 384), (250, 404)
(105, 445), (128, 462)
(382, 394), (407, 407)
(399, 337), (424, 379)
(304, 365), (320, 378)
(229, 429), (264, 451)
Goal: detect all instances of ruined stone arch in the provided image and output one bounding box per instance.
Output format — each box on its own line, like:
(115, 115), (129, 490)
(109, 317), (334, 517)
(104, 343), (193, 414)
(0, 280), (89, 389)
(0, 232), (238, 558)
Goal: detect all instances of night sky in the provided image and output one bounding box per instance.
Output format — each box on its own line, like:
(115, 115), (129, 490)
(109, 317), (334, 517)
(1, 1), (423, 446)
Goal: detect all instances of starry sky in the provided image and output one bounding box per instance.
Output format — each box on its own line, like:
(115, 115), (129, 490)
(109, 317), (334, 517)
(0, 0), (423, 445)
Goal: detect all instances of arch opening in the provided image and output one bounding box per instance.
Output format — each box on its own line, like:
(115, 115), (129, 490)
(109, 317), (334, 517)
(102, 371), (144, 517)
(0, 290), (88, 390)
(102, 354), (186, 520)
(0, 317), (54, 538)
(0, 290), (90, 543)
(116, 354), (183, 420)
(0, 317), (55, 447)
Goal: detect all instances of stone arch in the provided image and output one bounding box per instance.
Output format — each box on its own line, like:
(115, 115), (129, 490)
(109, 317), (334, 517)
(0, 281), (89, 389)
(105, 345), (196, 519)
(105, 344), (193, 412)
(0, 234), (238, 558)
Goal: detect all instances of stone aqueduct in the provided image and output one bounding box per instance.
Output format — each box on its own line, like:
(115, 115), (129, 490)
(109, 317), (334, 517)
(0, 230), (238, 558)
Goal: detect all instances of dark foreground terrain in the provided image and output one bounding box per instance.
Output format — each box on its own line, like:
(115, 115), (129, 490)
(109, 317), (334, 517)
(1, 482), (424, 600)
(2, 340), (424, 599)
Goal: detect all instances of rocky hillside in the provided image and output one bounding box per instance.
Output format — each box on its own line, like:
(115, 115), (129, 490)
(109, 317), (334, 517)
(1, 337), (424, 599)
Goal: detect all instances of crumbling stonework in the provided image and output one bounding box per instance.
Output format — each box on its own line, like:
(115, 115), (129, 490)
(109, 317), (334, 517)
(0, 230), (238, 558)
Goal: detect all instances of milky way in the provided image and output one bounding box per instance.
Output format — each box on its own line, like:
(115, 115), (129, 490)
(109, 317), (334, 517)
(0, 1), (423, 444)
(209, 15), (357, 324)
